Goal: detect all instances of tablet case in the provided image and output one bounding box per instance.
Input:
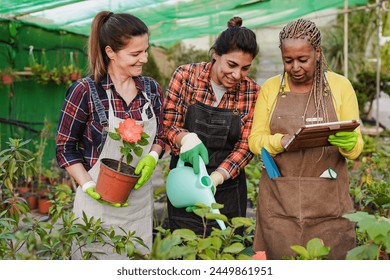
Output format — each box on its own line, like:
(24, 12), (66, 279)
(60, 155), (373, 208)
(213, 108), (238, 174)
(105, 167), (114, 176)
(261, 147), (281, 178)
(284, 120), (360, 152)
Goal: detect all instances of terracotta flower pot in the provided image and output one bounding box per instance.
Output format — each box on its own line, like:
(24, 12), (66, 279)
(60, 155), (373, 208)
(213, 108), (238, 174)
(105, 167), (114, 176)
(1, 74), (14, 85)
(18, 186), (31, 194)
(95, 158), (140, 204)
(20, 192), (38, 210)
(26, 193), (39, 210)
(38, 196), (52, 214)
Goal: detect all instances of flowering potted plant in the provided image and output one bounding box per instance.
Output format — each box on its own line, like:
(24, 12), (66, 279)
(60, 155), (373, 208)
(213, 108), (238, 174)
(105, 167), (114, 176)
(95, 118), (149, 204)
(0, 68), (20, 85)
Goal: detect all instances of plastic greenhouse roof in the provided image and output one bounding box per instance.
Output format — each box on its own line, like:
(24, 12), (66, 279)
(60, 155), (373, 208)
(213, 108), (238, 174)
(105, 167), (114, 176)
(0, 0), (368, 46)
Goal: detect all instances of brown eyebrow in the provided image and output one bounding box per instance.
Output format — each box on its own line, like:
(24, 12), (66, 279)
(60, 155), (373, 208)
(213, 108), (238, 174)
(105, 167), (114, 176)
(227, 60), (251, 68)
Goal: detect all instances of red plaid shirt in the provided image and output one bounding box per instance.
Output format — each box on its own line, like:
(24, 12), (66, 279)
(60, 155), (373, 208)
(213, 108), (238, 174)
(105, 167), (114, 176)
(56, 75), (165, 170)
(163, 62), (260, 179)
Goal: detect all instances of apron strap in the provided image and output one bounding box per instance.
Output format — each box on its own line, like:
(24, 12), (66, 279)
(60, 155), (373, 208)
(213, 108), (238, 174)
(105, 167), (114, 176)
(85, 77), (109, 150)
(139, 76), (156, 121)
(190, 64), (200, 104)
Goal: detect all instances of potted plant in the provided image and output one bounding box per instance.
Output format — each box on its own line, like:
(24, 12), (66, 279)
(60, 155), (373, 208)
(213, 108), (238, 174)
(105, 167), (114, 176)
(95, 118), (149, 204)
(0, 68), (19, 85)
(0, 138), (36, 222)
(0, 138), (37, 200)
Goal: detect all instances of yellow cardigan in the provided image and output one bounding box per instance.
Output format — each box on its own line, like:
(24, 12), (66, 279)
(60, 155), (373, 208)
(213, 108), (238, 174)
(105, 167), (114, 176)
(248, 71), (364, 160)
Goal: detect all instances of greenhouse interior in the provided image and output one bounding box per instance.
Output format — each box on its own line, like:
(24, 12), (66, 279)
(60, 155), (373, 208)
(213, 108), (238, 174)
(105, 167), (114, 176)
(0, 0), (389, 265)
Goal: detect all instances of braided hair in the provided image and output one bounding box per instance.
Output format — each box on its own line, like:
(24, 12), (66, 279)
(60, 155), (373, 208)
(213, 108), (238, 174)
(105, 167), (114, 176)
(279, 19), (330, 122)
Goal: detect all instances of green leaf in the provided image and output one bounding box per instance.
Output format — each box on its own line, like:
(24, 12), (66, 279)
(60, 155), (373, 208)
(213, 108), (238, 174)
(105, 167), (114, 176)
(137, 138), (149, 146)
(366, 218), (390, 243)
(211, 202), (224, 209)
(231, 217), (254, 227)
(193, 202), (208, 208)
(197, 238), (212, 251)
(141, 132), (150, 138)
(346, 244), (380, 260)
(126, 241), (135, 257)
(221, 254), (235, 260)
(172, 229), (197, 241)
(193, 208), (208, 218)
(223, 243), (245, 254)
(109, 132), (121, 140)
(306, 238), (330, 259)
(290, 245), (310, 259)
(205, 213), (228, 223)
(159, 235), (182, 255)
(198, 253), (212, 260)
(134, 146), (143, 157)
(126, 154), (133, 165)
(209, 236), (222, 250)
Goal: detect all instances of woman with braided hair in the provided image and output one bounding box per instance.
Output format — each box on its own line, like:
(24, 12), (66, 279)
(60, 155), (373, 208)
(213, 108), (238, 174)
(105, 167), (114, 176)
(248, 19), (363, 259)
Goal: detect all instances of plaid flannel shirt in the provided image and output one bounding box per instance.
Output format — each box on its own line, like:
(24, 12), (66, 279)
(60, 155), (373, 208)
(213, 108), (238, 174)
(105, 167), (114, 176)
(163, 62), (260, 179)
(56, 75), (165, 170)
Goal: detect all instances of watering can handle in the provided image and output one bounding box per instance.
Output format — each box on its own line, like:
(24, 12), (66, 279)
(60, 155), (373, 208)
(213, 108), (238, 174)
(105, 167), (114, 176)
(177, 156), (212, 189)
(177, 156), (208, 176)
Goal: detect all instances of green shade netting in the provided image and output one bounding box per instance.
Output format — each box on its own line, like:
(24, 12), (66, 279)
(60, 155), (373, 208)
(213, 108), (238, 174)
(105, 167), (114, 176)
(1, 0), (368, 46)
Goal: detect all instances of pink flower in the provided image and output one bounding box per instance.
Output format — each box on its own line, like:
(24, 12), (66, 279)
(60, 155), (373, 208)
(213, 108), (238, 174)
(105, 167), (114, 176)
(118, 118), (143, 143)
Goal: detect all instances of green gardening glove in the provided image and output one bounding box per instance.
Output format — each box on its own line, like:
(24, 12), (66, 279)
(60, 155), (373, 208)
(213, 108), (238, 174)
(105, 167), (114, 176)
(179, 133), (209, 174)
(83, 181), (101, 200)
(328, 131), (358, 151)
(134, 152), (158, 190)
(99, 199), (128, 208)
(83, 181), (128, 207)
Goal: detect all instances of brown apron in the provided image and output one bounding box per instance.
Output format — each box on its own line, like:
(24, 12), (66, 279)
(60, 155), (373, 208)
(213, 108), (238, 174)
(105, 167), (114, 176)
(253, 78), (356, 259)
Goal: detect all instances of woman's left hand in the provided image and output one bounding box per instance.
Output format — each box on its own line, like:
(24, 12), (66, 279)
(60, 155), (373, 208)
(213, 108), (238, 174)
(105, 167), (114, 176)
(328, 131), (358, 151)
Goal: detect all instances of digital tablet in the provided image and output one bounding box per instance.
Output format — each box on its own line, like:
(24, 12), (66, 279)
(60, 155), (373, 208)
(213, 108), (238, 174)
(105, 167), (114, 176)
(284, 120), (360, 152)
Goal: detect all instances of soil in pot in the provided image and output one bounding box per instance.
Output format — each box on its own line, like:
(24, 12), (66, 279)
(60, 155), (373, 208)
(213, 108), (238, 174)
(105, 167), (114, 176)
(95, 158), (140, 204)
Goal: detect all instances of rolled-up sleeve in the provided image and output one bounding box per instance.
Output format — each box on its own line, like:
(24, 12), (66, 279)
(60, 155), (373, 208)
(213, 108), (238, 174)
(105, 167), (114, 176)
(56, 82), (89, 168)
(163, 67), (190, 153)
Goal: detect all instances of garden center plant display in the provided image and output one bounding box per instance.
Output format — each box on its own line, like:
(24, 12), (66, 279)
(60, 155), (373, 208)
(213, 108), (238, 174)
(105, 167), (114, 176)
(0, 136), (388, 260)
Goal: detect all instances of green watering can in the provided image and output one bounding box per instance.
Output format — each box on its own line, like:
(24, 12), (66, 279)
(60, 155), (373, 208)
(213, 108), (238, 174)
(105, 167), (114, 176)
(166, 156), (226, 230)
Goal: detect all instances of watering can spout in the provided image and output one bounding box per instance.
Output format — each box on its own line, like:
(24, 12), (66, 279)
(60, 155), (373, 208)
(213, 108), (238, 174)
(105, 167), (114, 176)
(166, 156), (226, 230)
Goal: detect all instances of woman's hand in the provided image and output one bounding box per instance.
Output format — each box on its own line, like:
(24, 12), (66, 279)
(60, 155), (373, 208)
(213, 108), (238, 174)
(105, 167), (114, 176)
(179, 133), (209, 174)
(134, 151), (158, 189)
(328, 131), (358, 151)
(281, 134), (293, 149)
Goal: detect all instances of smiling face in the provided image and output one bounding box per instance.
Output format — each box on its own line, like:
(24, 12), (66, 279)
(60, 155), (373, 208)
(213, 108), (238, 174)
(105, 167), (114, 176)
(105, 33), (149, 78)
(281, 37), (320, 88)
(211, 51), (253, 88)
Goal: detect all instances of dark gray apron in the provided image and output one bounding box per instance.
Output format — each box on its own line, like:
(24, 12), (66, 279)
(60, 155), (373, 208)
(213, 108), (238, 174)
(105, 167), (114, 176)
(168, 67), (247, 236)
(253, 76), (356, 259)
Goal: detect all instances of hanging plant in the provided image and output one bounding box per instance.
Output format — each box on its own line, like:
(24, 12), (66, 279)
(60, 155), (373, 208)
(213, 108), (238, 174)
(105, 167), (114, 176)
(28, 47), (50, 85)
(61, 52), (82, 86)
